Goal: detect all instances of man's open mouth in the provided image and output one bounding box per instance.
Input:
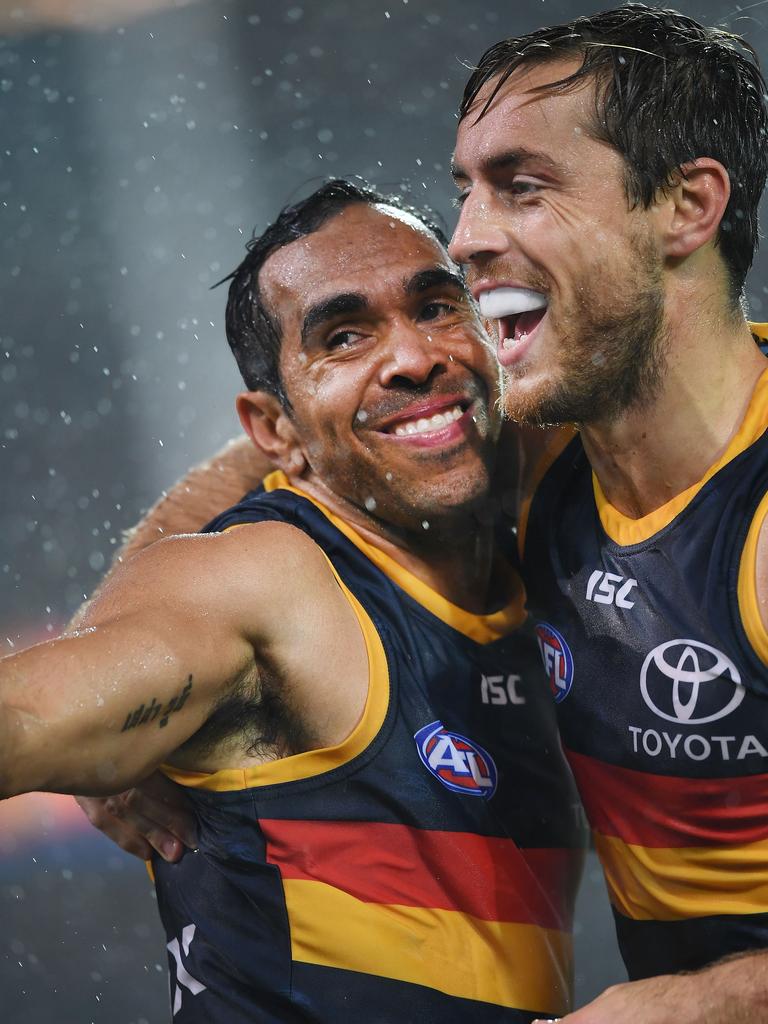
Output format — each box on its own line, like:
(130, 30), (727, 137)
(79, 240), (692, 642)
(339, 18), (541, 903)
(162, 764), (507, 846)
(478, 287), (548, 354)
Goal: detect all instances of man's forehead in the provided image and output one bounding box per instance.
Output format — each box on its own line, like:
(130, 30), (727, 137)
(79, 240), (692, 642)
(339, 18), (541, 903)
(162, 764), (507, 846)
(454, 57), (592, 157)
(260, 204), (448, 309)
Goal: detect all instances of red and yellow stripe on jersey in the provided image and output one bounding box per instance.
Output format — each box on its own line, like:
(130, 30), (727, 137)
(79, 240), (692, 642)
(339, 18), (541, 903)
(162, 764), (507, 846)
(152, 473), (583, 1022)
(522, 330), (768, 978)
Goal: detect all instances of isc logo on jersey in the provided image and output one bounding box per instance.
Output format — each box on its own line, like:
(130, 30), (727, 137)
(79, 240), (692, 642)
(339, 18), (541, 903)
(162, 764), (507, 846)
(535, 622), (575, 703)
(414, 721), (498, 799)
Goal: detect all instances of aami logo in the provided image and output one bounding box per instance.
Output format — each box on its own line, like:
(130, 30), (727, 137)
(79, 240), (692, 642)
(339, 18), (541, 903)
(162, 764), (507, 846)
(414, 721), (498, 799)
(535, 622), (575, 703)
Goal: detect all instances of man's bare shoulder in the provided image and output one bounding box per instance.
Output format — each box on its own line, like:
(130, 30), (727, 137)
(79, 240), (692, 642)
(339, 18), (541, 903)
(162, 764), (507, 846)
(82, 520), (338, 638)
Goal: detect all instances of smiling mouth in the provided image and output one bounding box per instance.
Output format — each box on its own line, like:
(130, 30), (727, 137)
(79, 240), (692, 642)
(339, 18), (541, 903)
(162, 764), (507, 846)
(390, 404), (465, 437)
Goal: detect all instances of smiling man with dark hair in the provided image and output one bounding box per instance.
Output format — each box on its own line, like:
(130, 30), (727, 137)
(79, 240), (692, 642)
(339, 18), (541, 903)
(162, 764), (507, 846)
(450, 5), (768, 1022)
(0, 181), (583, 1023)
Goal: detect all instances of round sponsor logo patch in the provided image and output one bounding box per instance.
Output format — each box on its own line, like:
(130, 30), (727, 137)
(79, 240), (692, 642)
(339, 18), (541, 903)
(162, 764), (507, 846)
(414, 720), (498, 799)
(535, 622), (575, 703)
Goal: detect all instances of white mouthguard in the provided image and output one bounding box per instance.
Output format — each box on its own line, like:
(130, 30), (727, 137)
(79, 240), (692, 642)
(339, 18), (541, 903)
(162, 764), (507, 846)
(478, 287), (547, 320)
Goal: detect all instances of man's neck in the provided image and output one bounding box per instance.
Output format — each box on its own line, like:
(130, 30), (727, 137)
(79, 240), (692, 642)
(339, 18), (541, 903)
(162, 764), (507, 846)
(287, 475), (502, 615)
(581, 310), (767, 519)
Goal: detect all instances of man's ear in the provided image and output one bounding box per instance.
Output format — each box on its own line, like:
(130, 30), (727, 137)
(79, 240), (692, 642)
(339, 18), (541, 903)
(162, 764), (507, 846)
(659, 158), (731, 260)
(236, 391), (307, 476)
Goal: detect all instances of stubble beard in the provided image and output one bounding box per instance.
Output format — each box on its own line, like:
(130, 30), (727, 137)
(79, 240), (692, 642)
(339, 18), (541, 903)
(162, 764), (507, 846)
(502, 241), (669, 429)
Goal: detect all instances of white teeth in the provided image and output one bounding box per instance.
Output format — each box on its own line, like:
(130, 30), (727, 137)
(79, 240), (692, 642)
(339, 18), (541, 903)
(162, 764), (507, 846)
(393, 405), (463, 437)
(478, 287), (547, 319)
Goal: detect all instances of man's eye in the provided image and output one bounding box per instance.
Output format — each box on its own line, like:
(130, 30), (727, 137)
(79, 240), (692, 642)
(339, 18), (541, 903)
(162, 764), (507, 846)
(420, 301), (456, 321)
(327, 331), (361, 350)
(510, 179), (540, 195)
(451, 192), (469, 209)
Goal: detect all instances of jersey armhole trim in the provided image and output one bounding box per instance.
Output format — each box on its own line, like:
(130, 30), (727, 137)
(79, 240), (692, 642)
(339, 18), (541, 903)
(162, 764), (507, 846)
(161, 554), (390, 791)
(737, 490), (768, 668)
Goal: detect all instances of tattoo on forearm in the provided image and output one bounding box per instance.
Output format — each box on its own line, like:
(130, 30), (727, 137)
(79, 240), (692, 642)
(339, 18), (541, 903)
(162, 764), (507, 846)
(121, 675), (193, 732)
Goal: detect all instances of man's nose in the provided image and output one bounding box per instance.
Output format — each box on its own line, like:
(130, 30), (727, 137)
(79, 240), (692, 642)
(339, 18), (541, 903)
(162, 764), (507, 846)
(378, 323), (446, 388)
(448, 191), (510, 267)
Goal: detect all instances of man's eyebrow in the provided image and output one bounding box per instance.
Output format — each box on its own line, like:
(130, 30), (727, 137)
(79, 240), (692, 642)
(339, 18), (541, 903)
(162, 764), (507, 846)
(300, 293), (368, 347)
(405, 267), (468, 296)
(451, 148), (558, 182)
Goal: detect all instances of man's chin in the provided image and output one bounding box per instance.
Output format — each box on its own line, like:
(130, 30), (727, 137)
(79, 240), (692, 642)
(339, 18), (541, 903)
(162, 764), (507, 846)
(501, 375), (566, 427)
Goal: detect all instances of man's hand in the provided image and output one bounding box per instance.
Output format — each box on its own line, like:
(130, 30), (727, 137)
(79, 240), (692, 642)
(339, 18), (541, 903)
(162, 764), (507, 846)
(75, 771), (197, 863)
(533, 952), (768, 1024)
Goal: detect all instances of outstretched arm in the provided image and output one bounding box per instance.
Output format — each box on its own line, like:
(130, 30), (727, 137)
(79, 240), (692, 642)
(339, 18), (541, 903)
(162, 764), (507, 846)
(1, 534), (257, 798)
(1, 520), (355, 800)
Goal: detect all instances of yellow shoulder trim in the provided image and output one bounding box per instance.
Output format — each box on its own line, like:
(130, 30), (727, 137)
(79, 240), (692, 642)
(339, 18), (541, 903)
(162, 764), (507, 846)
(161, 560), (390, 792)
(596, 364), (768, 546)
(263, 471), (525, 644)
(738, 489), (768, 667)
(517, 426), (576, 560)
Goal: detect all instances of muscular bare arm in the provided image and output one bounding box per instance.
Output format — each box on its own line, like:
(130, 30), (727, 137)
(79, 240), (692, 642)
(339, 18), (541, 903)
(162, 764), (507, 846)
(1, 523), (367, 800)
(71, 435), (271, 857)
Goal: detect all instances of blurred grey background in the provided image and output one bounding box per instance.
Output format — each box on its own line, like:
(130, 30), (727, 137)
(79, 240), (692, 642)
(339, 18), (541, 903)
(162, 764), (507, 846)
(1, 0), (766, 1020)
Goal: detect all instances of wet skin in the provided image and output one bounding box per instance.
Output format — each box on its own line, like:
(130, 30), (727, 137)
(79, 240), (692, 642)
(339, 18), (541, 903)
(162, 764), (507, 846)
(256, 202), (503, 538)
(449, 60), (668, 426)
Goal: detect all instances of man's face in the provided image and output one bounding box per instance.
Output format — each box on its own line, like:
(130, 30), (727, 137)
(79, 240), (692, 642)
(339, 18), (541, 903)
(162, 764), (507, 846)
(449, 61), (667, 426)
(260, 203), (501, 528)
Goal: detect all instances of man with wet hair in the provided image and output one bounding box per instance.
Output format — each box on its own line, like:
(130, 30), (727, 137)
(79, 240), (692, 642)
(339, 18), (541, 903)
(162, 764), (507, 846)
(449, 4), (768, 1021)
(0, 179), (583, 1023)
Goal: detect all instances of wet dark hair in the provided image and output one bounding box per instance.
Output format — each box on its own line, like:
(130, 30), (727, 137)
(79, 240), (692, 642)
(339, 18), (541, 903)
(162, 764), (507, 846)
(224, 178), (449, 406)
(460, 3), (768, 302)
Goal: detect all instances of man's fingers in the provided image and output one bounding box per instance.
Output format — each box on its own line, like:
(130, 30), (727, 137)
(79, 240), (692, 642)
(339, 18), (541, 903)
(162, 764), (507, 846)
(117, 782), (198, 849)
(74, 795), (154, 860)
(75, 791), (188, 862)
(105, 793), (190, 861)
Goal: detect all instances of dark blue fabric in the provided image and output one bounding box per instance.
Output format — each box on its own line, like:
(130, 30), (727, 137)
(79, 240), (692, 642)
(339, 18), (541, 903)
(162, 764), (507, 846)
(151, 483), (584, 1021)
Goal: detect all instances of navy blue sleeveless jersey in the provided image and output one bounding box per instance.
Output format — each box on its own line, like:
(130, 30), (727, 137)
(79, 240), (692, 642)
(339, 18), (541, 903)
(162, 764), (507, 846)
(522, 360), (768, 980)
(152, 471), (584, 1022)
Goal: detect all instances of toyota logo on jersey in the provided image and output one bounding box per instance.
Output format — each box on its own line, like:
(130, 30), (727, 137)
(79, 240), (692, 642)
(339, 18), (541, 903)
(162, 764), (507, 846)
(414, 721), (498, 799)
(535, 622), (575, 703)
(640, 639), (745, 724)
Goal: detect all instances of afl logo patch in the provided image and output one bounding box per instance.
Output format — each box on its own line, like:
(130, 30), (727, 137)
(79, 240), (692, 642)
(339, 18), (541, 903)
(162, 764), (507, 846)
(414, 721), (498, 799)
(535, 622), (574, 703)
